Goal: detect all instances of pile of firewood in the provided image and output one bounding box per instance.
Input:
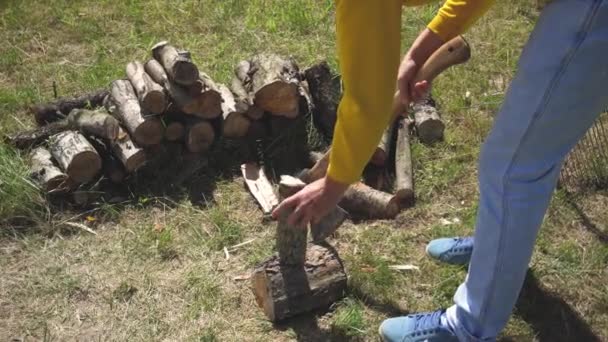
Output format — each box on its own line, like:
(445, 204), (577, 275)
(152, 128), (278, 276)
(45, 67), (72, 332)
(6, 42), (312, 199)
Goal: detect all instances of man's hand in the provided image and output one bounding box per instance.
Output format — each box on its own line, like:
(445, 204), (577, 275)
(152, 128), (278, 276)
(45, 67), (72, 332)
(272, 176), (349, 227)
(397, 28), (445, 106)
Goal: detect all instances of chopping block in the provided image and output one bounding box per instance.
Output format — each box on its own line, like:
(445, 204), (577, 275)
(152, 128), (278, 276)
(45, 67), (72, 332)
(250, 175), (347, 322)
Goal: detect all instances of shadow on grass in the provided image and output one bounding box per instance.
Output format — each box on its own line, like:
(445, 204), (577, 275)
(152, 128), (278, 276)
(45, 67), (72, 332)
(563, 190), (608, 244)
(511, 271), (601, 342)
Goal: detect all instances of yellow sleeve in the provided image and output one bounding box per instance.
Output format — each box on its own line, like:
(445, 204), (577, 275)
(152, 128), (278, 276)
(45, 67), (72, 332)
(328, 0), (403, 185)
(428, 0), (495, 41)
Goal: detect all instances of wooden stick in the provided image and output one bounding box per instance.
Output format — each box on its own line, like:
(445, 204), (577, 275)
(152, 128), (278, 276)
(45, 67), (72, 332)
(413, 95), (444, 144)
(394, 118), (414, 207)
(32, 88), (109, 125)
(152, 42), (199, 86)
(242, 163), (279, 215)
(49, 130), (102, 183)
(126, 61), (167, 114)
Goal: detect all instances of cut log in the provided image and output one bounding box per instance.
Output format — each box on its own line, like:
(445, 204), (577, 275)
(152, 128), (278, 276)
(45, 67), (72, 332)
(112, 128), (146, 172)
(241, 163), (279, 215)
(219, 84), (251, 138)
(107, 79), (164, 146)
(164, 121), (186, 142)
(126, 61), (167, 114)
(185, 119), (215, 153)
(152, 42), (199, 86)
(370, 121), (396, 166)
(301, 150), (400, 219)
(303, 61), (341, 139)
(88, 137), (126, 183)
(193, 73), (223, 119)
(251, 243), (347, 322)
(32, 88), (109, 125)
(5, 121), (70, 149)
(29, 147), (70, 192)
(145, 59), (202, 117)
(235, 55), (300, 117)
(277, 175), (308, 265)
(413, 95), (444, 144)
(67, 108), (120, 141)
(49, 130), (102, 183)
(363, 164), (390, 192)
(394, 118), (414, 208)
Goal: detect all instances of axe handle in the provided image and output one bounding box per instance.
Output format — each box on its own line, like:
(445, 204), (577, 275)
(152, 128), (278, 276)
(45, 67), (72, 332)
(392, 35), (471, 116)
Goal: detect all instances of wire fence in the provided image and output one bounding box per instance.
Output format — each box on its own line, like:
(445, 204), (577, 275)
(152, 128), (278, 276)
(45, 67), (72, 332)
(559, 112), (608, 192)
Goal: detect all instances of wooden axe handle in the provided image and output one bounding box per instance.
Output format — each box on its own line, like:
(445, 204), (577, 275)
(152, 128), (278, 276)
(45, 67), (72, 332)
(392, 35), (471, 116)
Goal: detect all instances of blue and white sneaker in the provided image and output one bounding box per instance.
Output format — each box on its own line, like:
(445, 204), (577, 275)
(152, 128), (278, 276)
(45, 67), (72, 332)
(379, 309), (458, 342)
(426, 236), (474, 265)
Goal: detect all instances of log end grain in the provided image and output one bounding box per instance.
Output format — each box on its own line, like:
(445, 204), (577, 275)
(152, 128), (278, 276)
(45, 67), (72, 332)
(186, 121), (215, 153)
(142, 90), (168, 115)
(68, 151), (102, 184)
(174, 60), (199, 86)
(198, 90), (222, 119)
(165, 121), (186, 142)
(223, 113), (251, 138)
(255, 81), (299, 116)
(133, 118), (164, 146)
(417, 119), (445, 144)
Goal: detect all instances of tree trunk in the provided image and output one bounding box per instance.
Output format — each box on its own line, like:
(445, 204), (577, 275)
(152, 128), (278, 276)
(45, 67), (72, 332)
(49, 130), (102, 183)
(67, 108), (120, 141)
(112, 128), (146, 172)
(242, 162), (279, 215)
(32, 88), (109, 125)
(185, 119), (215, 153)
(152, 41), (199, 86)
(370, 121), (396, 166)
(219, 84), (251, 138)
(413, 95), (444, 144)
(29, 147), (70, 192)
(126, 61), (167, 114)
(277, 175), (308, 265)
(303, 61), (341, 140)
(235, 55), (300, 117)
(107, 79), (164, 146)
(394, 118), (414, 208)
(251, 243), (347, 322)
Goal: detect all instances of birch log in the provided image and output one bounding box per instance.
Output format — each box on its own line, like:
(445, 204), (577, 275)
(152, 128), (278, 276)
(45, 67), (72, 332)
(219, 84), (250, 138)
(145, 59), (201, 116)
(413, 95), (444, 144)
(33, 89), (109, 125)
(29, 147), (70, 192)
(152, 42), (199, 86)
(49, 130), (101, 183)
(126, 61), (167, 114)
(394, 118), (414, 207)
(112, 128), (146, 172)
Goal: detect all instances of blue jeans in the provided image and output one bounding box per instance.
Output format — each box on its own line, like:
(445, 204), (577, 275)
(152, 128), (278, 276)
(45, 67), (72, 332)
(445, 0), (608, 340)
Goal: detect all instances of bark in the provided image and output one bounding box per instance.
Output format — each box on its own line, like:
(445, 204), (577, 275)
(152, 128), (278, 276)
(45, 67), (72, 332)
(277, 175), (308, 265)
(230, 64), (264, 120)
(5, 121), (70, 150)
(126, 61), (167, 114)
(251, 243), (347, 322)
(32, 88), (109, 125)
(303, 61), (341, 139)
(234, 55), (300, 117)
(29, 147), (70, 192)
(88, 137), (126, 183)
(112, 128), (146, 173)
(413, 95), (444, 144)
(219, 84), (251, 138)
(49, 130), (102, 183)
(394, 118), (414, 208)
(145, 59), (203, 117)
(67, 108), (120, 141)
(370, 121), (396, 166)
(107, 79), (164, 146)
(152, 41), (199, 86)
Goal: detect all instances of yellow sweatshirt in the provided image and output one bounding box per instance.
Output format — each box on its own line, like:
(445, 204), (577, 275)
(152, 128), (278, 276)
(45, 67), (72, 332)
(328, 0), (494, 185)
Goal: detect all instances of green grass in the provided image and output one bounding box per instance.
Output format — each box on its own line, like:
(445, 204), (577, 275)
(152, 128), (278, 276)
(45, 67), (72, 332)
(1, 0), (608, 341)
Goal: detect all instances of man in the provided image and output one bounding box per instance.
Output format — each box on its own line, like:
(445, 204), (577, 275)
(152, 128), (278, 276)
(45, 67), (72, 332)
(273, 0), (608, 340)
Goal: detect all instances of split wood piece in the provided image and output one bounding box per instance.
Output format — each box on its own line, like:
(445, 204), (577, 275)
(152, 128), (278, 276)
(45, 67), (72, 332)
(234, 55), (300, 117)
(219, 84), (250, 138)
(394, 118), (414, 208)
(370, 121), (396, 166)
(67, 108), (120, 141)
(107, 79), (164, 146)
(185, 119), (215, 153)
(112, 128), (146, 172)
(145, 59), (199, 116)
(278, 175), (348, 243)
(413, 95), (444, 144)
(241, 162), (279, 215)
(302, 150), (400, 219)
(32, 88), (109, 125)
(49, 130), (102, 183)
(193, 73), (223, 119)
(277, 175), (308, 265)
(126, 61), (167, 114)
(88, 137), (126, 183)
(251, 243), (347, 322)
(151, 42), (199, 86)
(29, 147), (70, 192)
(303, 61), (341, 139)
